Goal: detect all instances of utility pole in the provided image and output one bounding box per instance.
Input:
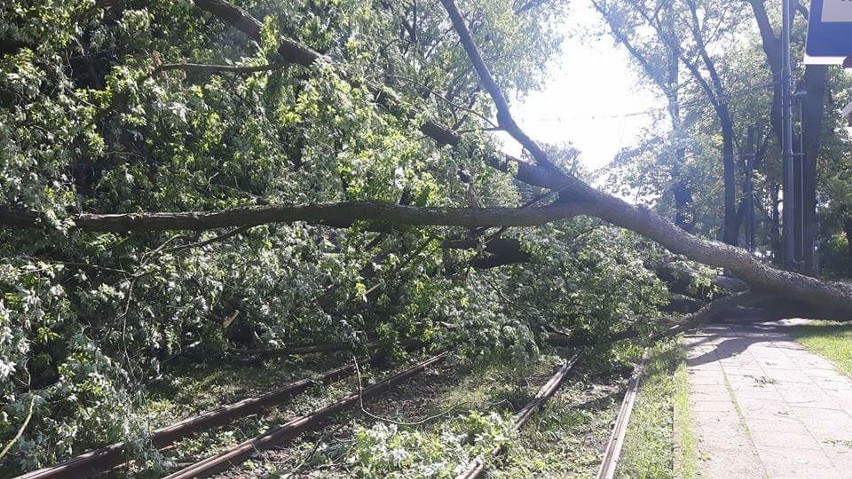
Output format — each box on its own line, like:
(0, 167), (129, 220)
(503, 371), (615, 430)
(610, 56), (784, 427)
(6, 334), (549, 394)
(781, 0), (796, 270)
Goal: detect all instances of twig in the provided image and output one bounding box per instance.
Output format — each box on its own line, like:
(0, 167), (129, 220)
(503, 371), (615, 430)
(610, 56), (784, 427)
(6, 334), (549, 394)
(11, 255), (133, 276)
(383, 74), (497, 128)
(163, 225), (252, 254)
(438, 0), (557, 172)
(0, 395), (35, 461)
(140, 233), (186, 265)
(155, 62), (282, 75)
(284, 422), (346, 477)
(351, 356), (460, 426)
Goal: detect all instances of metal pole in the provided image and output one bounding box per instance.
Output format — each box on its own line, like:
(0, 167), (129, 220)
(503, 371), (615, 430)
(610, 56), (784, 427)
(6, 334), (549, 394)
(745, 126), (755, 253)
(781, 0), (795, 270)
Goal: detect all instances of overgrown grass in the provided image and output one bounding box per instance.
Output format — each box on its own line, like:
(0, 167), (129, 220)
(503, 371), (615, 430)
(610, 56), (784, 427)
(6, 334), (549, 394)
(494, 371), (625, 478)
(787, 321), (852, 377)
(277, 355), (564, 478)
(616, 338), (697, 478)
(240, 351), (629, 478)
(672, 343), (698, 479)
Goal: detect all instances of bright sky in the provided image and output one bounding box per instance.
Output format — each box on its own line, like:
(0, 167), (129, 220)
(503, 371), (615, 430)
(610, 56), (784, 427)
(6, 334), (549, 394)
(498, 1), (663, 172)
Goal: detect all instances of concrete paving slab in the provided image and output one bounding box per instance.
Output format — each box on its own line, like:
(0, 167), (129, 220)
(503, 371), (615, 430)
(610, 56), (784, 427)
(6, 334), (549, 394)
(685, 321), (852, 478)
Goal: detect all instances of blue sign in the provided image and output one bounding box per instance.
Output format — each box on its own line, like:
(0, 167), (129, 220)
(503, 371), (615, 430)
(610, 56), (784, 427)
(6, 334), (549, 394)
(807, 0), (852, 57)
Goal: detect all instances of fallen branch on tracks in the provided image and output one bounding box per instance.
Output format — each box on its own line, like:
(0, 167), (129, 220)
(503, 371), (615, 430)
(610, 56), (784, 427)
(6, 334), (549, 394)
(547, 291), (771, 350)
(228, 342), (377, 357)
(8, 0), (852, 318)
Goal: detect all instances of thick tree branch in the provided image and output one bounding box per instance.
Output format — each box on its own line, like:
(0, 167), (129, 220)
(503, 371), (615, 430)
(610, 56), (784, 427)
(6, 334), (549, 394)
(0, 203), (583, 232)
(553, 291), (768, 348)
(188, 0), (571, 197)
(83, 0), (852, 316)
(651, 291), (764, 339)
(684, 0), (727, 101)
(193, 0), (323, 67)
(156, 62), (281, 75)
(439, 0), (559, 172)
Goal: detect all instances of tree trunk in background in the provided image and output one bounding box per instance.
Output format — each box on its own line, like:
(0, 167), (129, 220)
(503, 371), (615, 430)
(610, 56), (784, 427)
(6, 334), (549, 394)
(770, 181), (782, 262)
(844, 218), (852, 257)
(799, 65), (827, 274)
(721, 114), (739, 245)
(674, 178), (694, 232)
(668, 51), (694, 233)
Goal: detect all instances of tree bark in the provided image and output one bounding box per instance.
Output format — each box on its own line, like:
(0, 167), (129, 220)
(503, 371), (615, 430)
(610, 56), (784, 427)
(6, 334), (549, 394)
(7, 186), (852, 319)
(800, 65), (827, 274)
(721, 115), (739, 245)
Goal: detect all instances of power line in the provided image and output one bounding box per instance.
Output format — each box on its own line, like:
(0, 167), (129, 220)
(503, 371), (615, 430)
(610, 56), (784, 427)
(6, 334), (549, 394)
(521, 78), (780, 124)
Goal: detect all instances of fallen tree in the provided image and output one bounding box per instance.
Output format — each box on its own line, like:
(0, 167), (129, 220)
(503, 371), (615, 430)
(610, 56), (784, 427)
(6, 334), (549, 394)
(3, 0), (851, 320)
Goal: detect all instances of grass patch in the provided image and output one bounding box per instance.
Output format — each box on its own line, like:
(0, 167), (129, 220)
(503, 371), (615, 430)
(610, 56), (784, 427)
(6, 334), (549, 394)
(617, 338), (697, 478)
(250, 353), (627, 478)
(786, 321), (852, 377)
(494, 371), (625, 478)
(672, 344), (698, 479)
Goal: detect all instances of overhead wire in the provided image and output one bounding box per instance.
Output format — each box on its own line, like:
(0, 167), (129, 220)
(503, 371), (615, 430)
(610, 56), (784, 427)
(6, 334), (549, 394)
(522, 78), (781, 124)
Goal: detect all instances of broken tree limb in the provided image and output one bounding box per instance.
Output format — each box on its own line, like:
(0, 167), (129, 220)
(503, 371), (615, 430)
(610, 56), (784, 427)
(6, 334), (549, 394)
(8, 0), (852, 318)
(4, 201), (852, 317)
(228, 343), (371, 357)
(547, 291), (769, 349)
(155, 62), (281, 75)
(0, 203), (583, 232)
(189, 0), (850, 318)
(438, 0), (558, 173)
(438, 0), (852, 317)
(649, 291), (767, 341)
(192, 0), (322, 67)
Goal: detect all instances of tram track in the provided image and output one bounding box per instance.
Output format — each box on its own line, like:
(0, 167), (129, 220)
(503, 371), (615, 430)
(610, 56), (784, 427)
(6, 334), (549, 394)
(15, 348), (644, 479)
(455, 352), (582, 479)
(597, 353), (647, 479)
(15, 361), (359, 479)
(163, 352), (448, 479)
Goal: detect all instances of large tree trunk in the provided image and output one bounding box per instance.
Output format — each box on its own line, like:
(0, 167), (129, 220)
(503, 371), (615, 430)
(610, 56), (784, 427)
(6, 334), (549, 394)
(7, 184), (852, 318)
(667, 51), (694, 233)
(721, 115), (739, 245)
(800, 65), (827, 274)
(7, 0), (850, 320)
(770, 181), (782, 261)
(844, 214), (852, 257)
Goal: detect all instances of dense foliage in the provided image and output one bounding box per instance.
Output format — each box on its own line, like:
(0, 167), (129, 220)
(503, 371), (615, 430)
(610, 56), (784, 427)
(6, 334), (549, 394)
(1, 0), (850, 475)
(0, 0), (671, 473)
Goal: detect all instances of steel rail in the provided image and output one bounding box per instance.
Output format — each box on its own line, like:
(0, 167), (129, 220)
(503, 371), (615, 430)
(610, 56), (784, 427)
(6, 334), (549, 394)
(15, 363), (357, 479)
(163, 352), (448, 479)
(597, 353), (648, 479)
(455, 352), (582, 479)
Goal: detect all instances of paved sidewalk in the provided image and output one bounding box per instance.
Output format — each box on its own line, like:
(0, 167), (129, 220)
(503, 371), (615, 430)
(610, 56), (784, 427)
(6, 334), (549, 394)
(685, 321), (852, 479)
